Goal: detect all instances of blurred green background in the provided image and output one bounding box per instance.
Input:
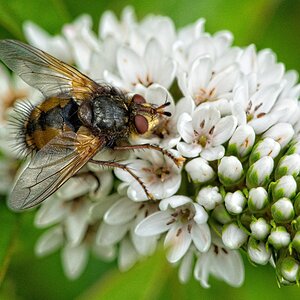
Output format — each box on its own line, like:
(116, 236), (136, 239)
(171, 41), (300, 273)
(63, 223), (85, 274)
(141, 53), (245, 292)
(0, 0), (300, 299)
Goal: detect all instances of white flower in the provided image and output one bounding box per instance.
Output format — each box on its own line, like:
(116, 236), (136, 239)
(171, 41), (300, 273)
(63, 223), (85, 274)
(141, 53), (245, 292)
(177, 106), (237, 160)
(23, 21), (72, 63)
(114, 150), (182, 201)
(95, 197), (159, 271)
(135, 196), (211, 263)
(193, 237), (244, 288)
(185, 157), (216, 183)
(196, 186), (223, 210)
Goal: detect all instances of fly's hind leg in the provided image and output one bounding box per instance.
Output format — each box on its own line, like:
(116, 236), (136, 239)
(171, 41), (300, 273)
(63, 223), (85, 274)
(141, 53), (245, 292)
(113, 144), (185, 167)
(89, 159), (154, 200)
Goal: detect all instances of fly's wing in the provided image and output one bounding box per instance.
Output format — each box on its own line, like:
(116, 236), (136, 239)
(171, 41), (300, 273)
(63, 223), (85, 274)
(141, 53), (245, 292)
(8, 131), (105, 211)
(0, 39), (100, 102)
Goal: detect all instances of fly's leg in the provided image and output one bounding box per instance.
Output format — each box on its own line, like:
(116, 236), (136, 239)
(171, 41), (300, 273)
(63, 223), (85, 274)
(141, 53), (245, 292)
(89, 159), (154, 200)
(113, 144), (185, 167)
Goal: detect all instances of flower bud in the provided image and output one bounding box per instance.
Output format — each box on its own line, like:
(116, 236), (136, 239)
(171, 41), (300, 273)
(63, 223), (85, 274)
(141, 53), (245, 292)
(218, 156), (244, 186)
(211, 204), (232, 224)
(246, 156), (274, 188)
(286, 140), (300, 155)
(249, 138), (280, 164)
(247, 237), (271, 265)
(196, 186), (223, 210)
(227, 125), (255, 158)
(275, 154), (300, 179)
(294, 193), (300, 215)
(185, 157), (216, 183)
(272, 175), (297, 201)
(295, 216), (300, 231)
(262, 123), (294, 148)
(250, 218), (271, 240)
(271, 198), (295, 223)
(248, 187), (269, 211)
(280, 257), (299, 282)
(222, 223), (248, 249)
(268, 226), (291, 250)
(224, 191), (246, 214)
(292, 231), (300, 253)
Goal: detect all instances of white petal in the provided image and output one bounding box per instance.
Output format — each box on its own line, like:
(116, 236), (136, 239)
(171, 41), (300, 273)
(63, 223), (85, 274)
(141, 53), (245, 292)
(97, 222), (129, 246)
(177, 142), (202, 158)
(104, 198), (139, 225)
(62, 244), (88, 280)
(178, 249), (194, 283)
(135, 211), (171, 236)
(201, 146), (225, 161)
(191, 223), (211, 252)
(193, 203), (209, 224)
(177, 113), (194, 143)
(117, 47), (147, 85)
(159, 195), (192, 210)
(212, 116), (237, 145)
(131, 229), (157, 256)
(35, 226), (63, 257)
(165, 224), (192, 263)
(118, 238), (139, 271)
(185, 157), (216, 183)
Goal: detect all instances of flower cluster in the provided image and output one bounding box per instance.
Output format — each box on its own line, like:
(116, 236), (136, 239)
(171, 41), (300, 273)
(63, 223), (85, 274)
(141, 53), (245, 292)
(1, 7), (300, 287)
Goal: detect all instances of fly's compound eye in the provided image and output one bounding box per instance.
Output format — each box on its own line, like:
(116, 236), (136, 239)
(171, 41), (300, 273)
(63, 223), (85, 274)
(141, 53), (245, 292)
(134, 115), (148, 134)
(132, 94), (146, 104)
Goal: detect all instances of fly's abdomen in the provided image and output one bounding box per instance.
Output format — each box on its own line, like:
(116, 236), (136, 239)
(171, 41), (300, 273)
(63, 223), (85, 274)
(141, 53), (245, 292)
(24, 97), (82, 151)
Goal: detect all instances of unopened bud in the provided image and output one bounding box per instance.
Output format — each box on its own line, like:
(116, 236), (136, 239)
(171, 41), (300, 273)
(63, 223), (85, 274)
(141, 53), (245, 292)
(286, 140), (300, 155)
(271, 198), (295, 223)
(248, 187), (269, 212)
(249, 138), (280, 164)
(246, 156), (274, 188)
(280, 257), (299, 282)
(247, 237), (271, 265)
(218, 156), (244, 186)
(275, 154), (300, 179)
(292, 231), (300, 253)
(197, 186), (223, 210)
(262, 123), (294, 148)
(211, 204), (232, 224)
(224, 191), (246, 214)
(268, 226), (291, 249)
(222, 223), (248, 249)
(272, 175), (297, 201)
(294, 193), (300, 215)
(250, 218), (271, 240)
(228, 125), (255, 158)
(185, 157), (216, 183)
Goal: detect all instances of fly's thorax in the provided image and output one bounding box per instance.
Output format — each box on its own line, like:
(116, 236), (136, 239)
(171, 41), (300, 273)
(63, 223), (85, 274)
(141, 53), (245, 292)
(85, 95), (129, 135)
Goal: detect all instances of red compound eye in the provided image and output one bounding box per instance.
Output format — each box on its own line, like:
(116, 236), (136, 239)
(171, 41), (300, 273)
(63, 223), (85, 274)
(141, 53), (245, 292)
(132, 94), (146, 104)
(134, 115), (148, 134)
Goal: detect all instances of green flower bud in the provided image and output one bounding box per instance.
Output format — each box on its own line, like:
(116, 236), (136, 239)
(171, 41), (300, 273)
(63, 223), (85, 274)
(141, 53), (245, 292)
(286, 140), (300, 155)
(224, 190), (246, 214)
(218, 156), (244, 186)
(249, 138), (280, 164)
(292, 231), (300, 253)
(294, 193), (300, 215)
(275, 154), (300, 179)
(211, 204), (232, 224)
(247, 237), (271, 265)
(196, 186), (223, 210)
(222, 223), (248, 249)
(272, 175), (297, 201)
(246, 156), (274, 189)
(295, 216), (300, 231)
(268, 226), (291, 250)
(271, 198), (295, 223)
(250, 218), (271, 240)
(248, 187), (268, 212)
(280, 257), (299, 283)
(227, 125), (255, 158)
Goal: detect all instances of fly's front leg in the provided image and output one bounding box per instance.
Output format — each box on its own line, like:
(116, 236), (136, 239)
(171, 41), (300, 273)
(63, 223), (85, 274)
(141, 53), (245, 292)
(113, 144), (185, 167)
(89, 159), (154, 200)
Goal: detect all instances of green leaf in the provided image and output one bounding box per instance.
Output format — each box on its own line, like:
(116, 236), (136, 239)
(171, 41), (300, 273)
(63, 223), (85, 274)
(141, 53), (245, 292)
(78, 250), (173, 300)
